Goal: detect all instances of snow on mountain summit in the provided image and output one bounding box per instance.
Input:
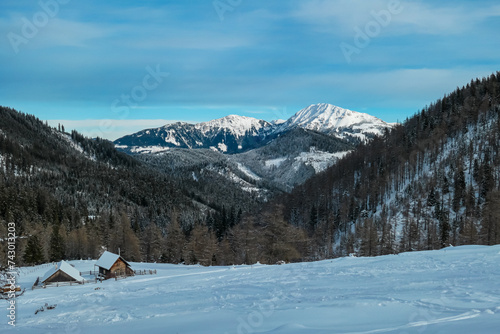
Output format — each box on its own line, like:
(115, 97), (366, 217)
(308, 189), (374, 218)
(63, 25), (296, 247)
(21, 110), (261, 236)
(281, 103), (393, 142)
(286, 103), (387, 132)
(114, 103), (392, 154)
(196, 115), (272, 138)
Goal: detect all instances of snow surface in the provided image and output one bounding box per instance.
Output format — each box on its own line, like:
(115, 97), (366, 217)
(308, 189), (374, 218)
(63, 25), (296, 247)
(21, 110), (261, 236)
(295, 149), (350, 173)
(127, 146), (170, 154)
(286, 103), (387, 130)
(217, 142), (228, 153)
(207, 165), (264, 195)
(236, 163), (262, 181)
(164, 130), (180, 146)
(265, 157), (287, 168)
(196, 115), (271, 138)
(3, 245), (500, 333)
(281, 103), (392, 141)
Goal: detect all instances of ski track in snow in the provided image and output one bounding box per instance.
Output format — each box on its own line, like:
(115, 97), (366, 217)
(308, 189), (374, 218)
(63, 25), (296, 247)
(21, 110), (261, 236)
(2, 245), (500, 333)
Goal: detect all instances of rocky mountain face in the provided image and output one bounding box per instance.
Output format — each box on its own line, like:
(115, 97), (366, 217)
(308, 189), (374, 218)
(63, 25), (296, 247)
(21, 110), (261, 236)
(280, 73), (500, 258)
(278, 103), (392, 144)
(115, 115), (275, 155)
(3, 73), (499, 268)
(114, 104), (393, 154)
(114, 104), (393, 192)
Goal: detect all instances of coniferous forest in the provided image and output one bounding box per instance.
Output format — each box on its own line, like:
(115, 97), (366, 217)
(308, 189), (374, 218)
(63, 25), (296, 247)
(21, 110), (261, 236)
(1, 72), (500, 266)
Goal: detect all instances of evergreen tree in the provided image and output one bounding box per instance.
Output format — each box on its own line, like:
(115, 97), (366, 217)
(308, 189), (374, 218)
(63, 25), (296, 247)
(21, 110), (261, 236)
(49, 224), (65, 262)
(481, 191), (500, 245)
(427, 188), (437, 207)
(480, 158), (494, 199)
(309, 205), (318, 233)
(23, 235), (45, 265)
(453, 164), (466, 212)
(163, 213), (185, 264)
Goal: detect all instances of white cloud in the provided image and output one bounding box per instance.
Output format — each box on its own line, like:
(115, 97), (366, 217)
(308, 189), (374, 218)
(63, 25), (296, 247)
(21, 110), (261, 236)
(47, 119), (192, 141)
(290, 67), (496, 107)
(292, 0), (500, 36)
(2, 15), (111, 51)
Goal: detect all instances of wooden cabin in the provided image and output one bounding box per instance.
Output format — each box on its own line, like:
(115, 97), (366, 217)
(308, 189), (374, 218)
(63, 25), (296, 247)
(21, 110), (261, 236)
(95, 251), (134, 279)
(41, 261), (84, 285)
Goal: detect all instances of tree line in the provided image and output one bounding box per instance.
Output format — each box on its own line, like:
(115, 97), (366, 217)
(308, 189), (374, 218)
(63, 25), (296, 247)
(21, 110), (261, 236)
(279, 72), (500, 257)
(2, 72), (500, 267)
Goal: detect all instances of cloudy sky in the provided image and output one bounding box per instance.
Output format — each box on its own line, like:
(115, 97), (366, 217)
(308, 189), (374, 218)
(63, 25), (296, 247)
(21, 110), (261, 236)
(1, 0), (500, 140)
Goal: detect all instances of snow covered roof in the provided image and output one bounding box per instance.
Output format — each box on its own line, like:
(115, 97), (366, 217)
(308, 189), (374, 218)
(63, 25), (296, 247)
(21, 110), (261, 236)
(41, 260), (84, 283)
(95, 251), (130, 270)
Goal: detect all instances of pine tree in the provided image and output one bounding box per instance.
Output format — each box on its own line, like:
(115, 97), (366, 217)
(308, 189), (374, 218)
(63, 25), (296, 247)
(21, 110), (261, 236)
(480, 158), (494, 199)
(427, 188), (437, 207)
(109, 212), (141, 261)
(309, 205), (318, 233)
(163, 212), (185, 264)
(453, 164), (466, 212)
(23, 235), (45, 265)
(481, 191), (500, 245)
(49, 224), (65, 262)
(438, 207), (450, 248)
(359, 218), (378, 256)
(142, 223), (163, 262)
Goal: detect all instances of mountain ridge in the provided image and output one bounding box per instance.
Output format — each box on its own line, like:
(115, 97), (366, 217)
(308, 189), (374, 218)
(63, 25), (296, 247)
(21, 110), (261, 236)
(278, 72), (500, 258)
(114, 103), (393, 154)
(279, 103), (391, 143)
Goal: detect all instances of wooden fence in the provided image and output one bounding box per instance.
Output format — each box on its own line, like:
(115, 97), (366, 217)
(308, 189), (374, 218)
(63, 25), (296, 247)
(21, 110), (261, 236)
(80, 270), (99, 276)
(32, 278), (101, 290)
(134, 269), (157, 275)
(31, 269), (156, 289)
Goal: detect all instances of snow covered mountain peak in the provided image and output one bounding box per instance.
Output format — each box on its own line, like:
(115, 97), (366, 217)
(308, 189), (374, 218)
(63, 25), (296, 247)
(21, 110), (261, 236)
(287, 103), (383, 130)
(281, 103), (392, 142)
(196, 115), (271, 137)
(114, 103), (393, 154)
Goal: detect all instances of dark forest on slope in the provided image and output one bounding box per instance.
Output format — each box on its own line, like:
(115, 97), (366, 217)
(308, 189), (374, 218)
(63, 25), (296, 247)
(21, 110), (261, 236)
(1, 71), (500, 267)
(0, 108), (250, 266)
(279, 72), (500, 258)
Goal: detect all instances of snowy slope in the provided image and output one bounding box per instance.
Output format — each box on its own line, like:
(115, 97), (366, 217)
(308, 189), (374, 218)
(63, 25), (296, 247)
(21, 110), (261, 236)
(115, 104), (392, 154)
(196, 115), (271, 138)
(280, 103), (392, 143)
(4, 245), (500, 333)
(115, 115), (274, 154)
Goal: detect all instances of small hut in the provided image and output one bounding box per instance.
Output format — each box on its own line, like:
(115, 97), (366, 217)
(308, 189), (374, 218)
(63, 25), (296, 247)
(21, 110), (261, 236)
(41, 261), (84, 285)
(95, 251), (134, 279)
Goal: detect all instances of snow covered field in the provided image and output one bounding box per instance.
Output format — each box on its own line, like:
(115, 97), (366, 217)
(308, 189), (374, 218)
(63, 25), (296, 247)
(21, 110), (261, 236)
(2, 245), (500, 333)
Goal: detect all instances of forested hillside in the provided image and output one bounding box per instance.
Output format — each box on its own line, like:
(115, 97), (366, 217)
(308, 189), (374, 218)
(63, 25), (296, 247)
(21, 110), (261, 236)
(279, 72), (500, 258)
(0, 108), (236, 265)
(231, 128), (354, 191)
(2, 72), (500, 268)
(0, 108), (303, 266)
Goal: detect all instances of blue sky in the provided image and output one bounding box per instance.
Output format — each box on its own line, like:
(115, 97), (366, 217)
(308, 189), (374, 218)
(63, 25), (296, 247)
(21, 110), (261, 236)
(1, 0), (500, 140)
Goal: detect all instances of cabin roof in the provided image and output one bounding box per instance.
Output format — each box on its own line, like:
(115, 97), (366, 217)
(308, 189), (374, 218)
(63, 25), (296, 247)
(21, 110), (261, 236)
(95, 251), (131, 270)
(41, 260), (84, 283)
